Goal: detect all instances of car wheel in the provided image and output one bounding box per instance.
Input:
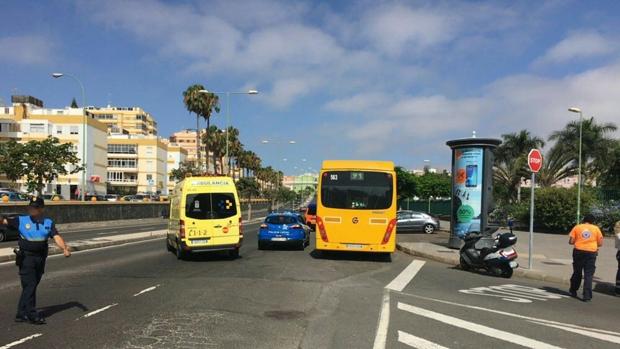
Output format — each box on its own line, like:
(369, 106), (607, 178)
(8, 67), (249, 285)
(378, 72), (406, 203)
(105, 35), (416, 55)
(423, 224), (435, 234)
(299, 240), (305, 250)
(229, 248), (240, 259)
(0, 231), (5, 242)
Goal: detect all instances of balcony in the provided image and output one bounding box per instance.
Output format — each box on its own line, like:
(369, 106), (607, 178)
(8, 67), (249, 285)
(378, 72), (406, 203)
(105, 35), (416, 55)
(107, 178), (138, 185)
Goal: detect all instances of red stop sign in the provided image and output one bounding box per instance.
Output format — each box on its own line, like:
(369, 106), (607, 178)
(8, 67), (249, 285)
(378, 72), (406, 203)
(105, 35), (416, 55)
(528, 149), (543, 173)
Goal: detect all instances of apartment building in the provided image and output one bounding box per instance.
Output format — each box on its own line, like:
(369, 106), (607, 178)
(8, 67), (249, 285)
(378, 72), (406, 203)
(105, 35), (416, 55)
(107, 134), (168, 195)
(169, 129), (201, 162)
(163, 140), (188, 194)
(0, 96), (108, 198)
(87, 105), (157, 136)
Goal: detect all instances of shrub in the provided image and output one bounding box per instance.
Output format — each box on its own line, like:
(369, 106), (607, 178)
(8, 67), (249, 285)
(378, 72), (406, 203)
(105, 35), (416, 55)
(590, 204), (620, 235)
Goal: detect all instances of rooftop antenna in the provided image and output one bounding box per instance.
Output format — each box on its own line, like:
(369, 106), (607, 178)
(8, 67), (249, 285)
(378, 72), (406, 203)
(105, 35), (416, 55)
(107, 93), (112, 108)
(472, 130), (477, 138)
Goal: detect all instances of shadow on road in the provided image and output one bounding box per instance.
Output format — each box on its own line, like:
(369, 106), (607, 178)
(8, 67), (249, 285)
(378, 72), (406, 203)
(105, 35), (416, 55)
(309, 249), (392, 263)
(181, 252), (243, 263)
(39, 301), (89, 318)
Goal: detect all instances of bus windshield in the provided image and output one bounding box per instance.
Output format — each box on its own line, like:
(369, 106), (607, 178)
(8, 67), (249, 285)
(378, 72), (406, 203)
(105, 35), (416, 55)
(320, 171), (393, 210)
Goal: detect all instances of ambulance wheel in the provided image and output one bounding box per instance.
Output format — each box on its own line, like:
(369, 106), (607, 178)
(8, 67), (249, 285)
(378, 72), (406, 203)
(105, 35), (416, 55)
(229, 248), (240, 259)
(166, 238), (174, 253)
(176, 243), (186, 260)
(0, 231), (5, 242)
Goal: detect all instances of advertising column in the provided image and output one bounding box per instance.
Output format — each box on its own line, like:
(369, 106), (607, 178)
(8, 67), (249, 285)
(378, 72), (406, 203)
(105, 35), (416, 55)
(446, 138), (501, 249)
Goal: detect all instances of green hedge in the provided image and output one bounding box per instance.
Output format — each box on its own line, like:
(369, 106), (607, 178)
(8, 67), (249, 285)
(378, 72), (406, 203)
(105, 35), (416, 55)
(505, 187), (596, 233)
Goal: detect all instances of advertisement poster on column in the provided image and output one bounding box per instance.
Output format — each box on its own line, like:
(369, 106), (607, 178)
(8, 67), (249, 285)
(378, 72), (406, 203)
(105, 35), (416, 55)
(453, 147), (483, 238)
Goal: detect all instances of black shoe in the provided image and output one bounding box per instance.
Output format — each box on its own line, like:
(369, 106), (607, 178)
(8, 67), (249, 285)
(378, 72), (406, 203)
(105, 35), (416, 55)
(14, 315), (28, 323)
(582, 298), (591, 303)
(27, 316), (46, 325)
(569, 290), (577, 298)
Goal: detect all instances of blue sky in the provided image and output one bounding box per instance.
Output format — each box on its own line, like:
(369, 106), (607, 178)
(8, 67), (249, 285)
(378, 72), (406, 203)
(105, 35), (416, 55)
(1, 0), (619, 174)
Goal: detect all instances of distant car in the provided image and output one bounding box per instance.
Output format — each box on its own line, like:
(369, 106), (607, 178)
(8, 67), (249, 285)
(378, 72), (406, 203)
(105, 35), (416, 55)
(304, 203), (316, 230)
(121, 195), (137, 202)
(396, 211), (440, 234)
(258, 212), (310, 250)
(105, 194), (119, 202)
(0, 191), (29, 202)
(41, 194), (64, 201)
(0, 213), (20, 242)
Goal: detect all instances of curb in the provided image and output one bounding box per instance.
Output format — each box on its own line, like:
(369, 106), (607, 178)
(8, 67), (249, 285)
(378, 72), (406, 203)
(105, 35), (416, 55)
(396, 243), (572, 286)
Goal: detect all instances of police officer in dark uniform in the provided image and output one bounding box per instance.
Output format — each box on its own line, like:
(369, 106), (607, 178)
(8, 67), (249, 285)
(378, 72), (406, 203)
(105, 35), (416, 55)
(3, 197), (71, 324)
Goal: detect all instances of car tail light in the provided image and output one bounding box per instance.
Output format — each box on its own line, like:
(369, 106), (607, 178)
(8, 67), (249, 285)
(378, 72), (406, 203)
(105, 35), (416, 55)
(179, 219), (186, 239)
(290, 224), (302, 229)
(260, 223), (268, 229)
(239, 217), (243, 237)
(381, 218), (397, 244)
(316, 216), (328, 242)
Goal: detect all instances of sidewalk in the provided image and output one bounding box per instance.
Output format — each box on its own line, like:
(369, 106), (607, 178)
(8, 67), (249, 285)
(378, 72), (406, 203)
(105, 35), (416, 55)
(397, 221), (618, 292)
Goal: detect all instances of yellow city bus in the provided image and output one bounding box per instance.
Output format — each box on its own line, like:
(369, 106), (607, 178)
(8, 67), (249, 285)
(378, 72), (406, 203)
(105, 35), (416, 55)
(315, 160), (397, 255)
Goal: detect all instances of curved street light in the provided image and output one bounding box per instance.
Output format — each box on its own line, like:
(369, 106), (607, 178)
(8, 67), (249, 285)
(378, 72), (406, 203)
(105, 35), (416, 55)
(52, 72), (87, 201)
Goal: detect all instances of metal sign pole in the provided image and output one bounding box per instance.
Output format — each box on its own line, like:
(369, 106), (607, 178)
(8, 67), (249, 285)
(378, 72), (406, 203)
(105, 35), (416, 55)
(529, 172), (535, 270)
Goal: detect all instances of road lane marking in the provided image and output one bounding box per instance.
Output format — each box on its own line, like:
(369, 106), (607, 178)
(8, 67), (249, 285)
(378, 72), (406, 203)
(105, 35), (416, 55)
(528, 321), (620, 345)
(0, 334), (43, 349)
(397, 302), (563, 349)
(372, 290), (391, 349)
(133, 284), (160, 297)
(385, 260), (426, 291)
(404, 293), (620, 343)
(398, 331), (449, 349)
(78, 303), (118, 320)
(459, 284), (567, 303)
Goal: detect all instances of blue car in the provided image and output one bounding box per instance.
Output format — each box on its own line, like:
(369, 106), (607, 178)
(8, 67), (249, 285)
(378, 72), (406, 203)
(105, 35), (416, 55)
(258, 212), (310, 250)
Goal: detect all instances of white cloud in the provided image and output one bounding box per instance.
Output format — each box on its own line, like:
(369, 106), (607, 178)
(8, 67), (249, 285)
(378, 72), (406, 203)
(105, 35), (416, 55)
(324, 93), (391, 114)
(0, 34), (55, 65)
(534, 31), (616, 65)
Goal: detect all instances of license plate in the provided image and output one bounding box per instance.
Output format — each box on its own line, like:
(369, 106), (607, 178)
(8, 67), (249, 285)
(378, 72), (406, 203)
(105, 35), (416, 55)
(509, 261), (519, 268)
(345, 244), (364, 249)
(191, 239), (209, 245)
(271, 237), (287, 242)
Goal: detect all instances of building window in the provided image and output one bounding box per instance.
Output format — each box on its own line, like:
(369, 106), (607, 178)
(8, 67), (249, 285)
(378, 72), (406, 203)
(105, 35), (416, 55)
(108, 144), (137, 154)
(56, 126), (63, 135)
(29, 123), (45, 133)
(70, 126), (79, 135)
(147, 174), (153, 180)
(107, 159), (137, 168)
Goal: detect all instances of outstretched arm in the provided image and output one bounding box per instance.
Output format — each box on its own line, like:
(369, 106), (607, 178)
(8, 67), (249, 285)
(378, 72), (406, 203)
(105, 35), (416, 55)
(53, 235), (71, 257)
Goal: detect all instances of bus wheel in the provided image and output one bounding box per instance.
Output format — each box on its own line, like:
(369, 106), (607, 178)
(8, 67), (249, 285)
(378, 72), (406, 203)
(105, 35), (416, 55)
(379, 253), (392, 262)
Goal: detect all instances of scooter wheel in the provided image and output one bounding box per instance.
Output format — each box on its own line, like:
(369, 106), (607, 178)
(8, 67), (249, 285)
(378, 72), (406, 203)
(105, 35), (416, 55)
(460, 257), (470, 271)
(500, 265), (513, 278)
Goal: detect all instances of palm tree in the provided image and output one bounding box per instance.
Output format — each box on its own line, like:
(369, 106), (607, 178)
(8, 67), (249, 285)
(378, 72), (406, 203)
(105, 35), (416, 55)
(182, 84), (220, 172)
(536, 145), (577, 187)
(549, 117), (617, 181)
(494, 130), (545, 203)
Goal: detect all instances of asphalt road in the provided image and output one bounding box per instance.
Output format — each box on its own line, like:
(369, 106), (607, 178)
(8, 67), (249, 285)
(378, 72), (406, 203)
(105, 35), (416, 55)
(0, 222), (619, 349)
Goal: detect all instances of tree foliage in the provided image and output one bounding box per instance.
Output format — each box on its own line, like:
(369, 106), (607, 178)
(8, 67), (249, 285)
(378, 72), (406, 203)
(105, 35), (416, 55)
(395, 166), (416, 200)
(169, 161), (201, 182)
(70, 97), (78, 108)
(182, 84), (220, 172)
(0, 137), (82, 194)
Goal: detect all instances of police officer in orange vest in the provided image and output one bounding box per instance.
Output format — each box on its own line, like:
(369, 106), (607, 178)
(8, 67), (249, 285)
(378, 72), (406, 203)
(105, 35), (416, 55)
(568, 214), (603, 302)
(3, 197), (71, 324)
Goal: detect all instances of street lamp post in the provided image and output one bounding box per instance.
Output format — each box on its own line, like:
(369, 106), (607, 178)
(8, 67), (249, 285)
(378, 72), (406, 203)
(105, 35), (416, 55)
(568, 107), (583, 224)
(199, 89), (258, 176)
(52, 72), (87, 201)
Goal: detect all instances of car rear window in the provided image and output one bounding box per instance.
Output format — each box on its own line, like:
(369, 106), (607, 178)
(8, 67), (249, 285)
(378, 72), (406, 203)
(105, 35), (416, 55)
(185, 193), (237, 220)
(321, 171), (393, 210)
(265, 216), (298, 224)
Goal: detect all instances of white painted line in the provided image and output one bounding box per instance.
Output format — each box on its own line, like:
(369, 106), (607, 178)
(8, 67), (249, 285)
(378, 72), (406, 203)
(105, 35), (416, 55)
(385, 260), (426, 292)
(397, 302), (563, 349)
(405, 293), (620, 340)
(398, 331), (450, 349)
(372, 290), (391, 349)
(133, 284), (160, 297)
(528, 321), (620, 345)
(0, 334), (43, 349)
(78, 303), (118, 319)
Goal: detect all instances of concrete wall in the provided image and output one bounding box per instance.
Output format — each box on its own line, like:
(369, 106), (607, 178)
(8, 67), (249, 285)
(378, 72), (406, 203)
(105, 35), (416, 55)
(0, 201), (271, 224)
